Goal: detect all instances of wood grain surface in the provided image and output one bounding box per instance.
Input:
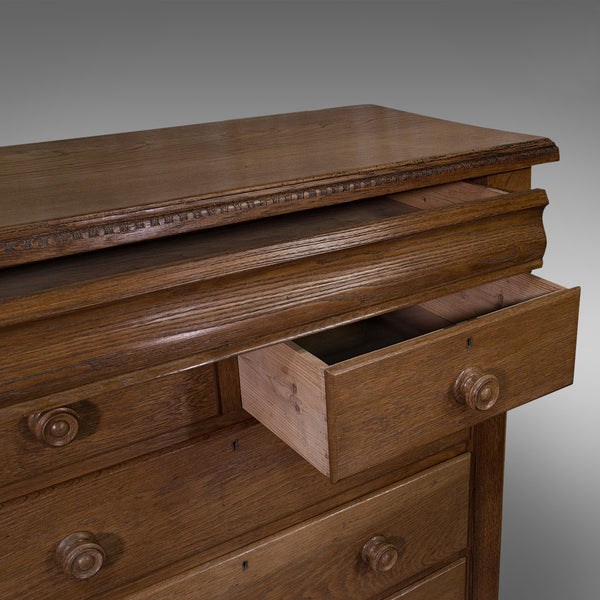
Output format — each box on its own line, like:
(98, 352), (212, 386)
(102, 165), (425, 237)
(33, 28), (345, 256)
(0, 183), (545, 328)
(0, 422), (469, 600)
(0, 195), (547, 405)
(239, 274), (578, 480)
(0, 105), (557, 267)
(0, 364), (219, 501)
(385, 560), (467, 600)
(326, 277), (578, 480)
(119, 455), (470, 600)
(0, 99), (573, 600)
(239, 341), (330, 476)
(473, 167), (532, 192)
(470, 414), (507, 600)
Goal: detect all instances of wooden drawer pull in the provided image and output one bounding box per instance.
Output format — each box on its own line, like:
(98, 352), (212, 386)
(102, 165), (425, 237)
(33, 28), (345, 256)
(361, 535), (399, 573)
(56, 531), (105, 580)
(28, 407), (80, 447)
(454, 367), (499, 411)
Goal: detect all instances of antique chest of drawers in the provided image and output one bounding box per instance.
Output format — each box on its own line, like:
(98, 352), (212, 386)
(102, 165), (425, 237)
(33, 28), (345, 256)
(0, 105), (579, 599)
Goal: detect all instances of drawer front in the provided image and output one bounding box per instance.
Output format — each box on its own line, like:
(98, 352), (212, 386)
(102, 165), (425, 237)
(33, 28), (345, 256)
(0, 422), (466, 600)
(122, 455), (470, 600)
(383, 560), (466, 600)
(0, 364), (219, 498)
(239, 274), (579, 480)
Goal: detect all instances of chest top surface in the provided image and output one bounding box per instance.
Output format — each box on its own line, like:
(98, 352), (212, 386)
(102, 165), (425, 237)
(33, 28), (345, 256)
(0, 105), (557, 268)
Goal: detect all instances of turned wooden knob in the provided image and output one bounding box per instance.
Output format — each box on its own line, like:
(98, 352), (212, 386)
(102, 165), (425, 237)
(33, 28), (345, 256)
(361, 535), (399, 573)
(454, 367), (499, 411)
(28, 407), (80, 447)
(56, 532), (105, 580)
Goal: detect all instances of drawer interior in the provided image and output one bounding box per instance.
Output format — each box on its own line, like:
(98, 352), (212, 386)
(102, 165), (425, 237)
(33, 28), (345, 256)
(295, 274), (563, 365)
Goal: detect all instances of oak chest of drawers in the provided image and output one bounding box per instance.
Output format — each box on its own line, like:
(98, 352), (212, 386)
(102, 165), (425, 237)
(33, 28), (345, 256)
(0, 105), (579, 599)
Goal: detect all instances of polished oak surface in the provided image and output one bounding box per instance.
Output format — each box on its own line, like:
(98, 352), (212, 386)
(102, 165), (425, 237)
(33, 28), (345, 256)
(0, 182), (546, 327)
(120, 455), (470, 600)
(384, 561), (467, 600)
(0, 363), (219, 501)
(0, 105), (558, 267)
(239, 274), (579, 480)
(0, 183), (549, 406)
(0, 422), (469, 600)
(0, 108), (577, 600)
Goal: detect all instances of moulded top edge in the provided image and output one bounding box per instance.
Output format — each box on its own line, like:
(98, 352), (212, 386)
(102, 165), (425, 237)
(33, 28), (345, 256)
(0, 105), (558, 268)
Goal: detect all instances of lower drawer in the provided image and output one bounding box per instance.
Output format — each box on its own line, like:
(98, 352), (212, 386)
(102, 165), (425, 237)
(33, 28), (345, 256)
(122, 455), (470, 600)
(0, 422), (466, 600)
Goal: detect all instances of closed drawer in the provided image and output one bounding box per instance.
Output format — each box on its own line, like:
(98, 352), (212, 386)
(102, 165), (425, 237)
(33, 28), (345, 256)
(122, 454), (470, 600)
(0, 363), (219, 499)
(0, 421), (465, 600)
(239, 273), (579, 480)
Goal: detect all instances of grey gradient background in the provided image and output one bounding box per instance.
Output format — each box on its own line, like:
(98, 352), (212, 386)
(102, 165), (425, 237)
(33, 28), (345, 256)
(1, 1), (598, 597)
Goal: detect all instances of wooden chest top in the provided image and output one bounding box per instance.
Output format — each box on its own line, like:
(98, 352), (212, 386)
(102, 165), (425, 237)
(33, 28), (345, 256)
(0, 104), (557, 267)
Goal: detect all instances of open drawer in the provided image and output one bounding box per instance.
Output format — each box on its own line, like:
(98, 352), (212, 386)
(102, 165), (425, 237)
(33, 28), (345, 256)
(238, 274), (579, 481)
